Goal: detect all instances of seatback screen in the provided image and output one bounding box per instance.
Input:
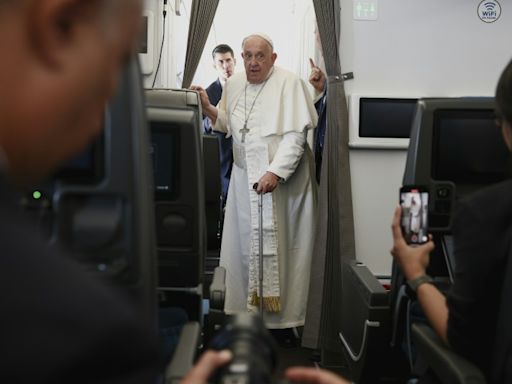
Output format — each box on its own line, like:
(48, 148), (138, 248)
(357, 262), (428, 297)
(432, 109), (509, 185)
(150, 123), (179, 200)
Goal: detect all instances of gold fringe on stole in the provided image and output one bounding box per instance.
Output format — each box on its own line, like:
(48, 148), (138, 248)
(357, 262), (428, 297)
(249, 291), (281, 313)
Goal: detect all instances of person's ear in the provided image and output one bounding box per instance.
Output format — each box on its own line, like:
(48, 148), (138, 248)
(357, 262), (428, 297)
(271, 52), (277, 64)
(502, 122), (512, 151)
(28, 0), (98, 69)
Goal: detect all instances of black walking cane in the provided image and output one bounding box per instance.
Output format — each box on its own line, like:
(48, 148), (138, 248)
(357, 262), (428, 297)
(253, 183), (264, 316)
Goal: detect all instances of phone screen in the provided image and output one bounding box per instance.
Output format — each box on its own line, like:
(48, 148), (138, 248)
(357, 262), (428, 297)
(400, 186), (429, 245)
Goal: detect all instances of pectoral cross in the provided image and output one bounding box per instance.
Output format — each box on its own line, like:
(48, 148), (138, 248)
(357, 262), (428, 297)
(240, 124), (250, 143)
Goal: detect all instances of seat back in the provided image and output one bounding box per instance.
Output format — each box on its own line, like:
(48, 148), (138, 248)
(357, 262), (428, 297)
(145, 89), (206, 289)
(390, 97), (505, 366)
(21, 57), (158, 326)
(145, 89), (207, 325)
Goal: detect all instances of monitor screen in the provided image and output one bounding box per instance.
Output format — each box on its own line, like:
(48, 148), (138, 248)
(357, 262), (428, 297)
(150, 122), (179, 199)
(432, 109), (510, 185)
(359, 98), (418, 138)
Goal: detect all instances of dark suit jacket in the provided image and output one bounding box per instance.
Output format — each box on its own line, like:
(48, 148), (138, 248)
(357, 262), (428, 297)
(0, 178), (160, 383)
(203, 78), (233, 205)
(446, 178), (512, 379)
(314, 92), (327, 183)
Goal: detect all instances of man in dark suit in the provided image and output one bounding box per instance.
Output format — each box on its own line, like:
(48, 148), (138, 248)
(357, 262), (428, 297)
(203, 44), (236, 207)
(390, 57), (512, 382)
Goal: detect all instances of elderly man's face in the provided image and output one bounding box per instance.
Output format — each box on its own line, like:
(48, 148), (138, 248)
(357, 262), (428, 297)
(242, 36), (277, 84)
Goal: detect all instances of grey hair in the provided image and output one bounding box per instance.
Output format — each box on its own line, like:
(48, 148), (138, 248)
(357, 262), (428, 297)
(242, 33), (274, 52)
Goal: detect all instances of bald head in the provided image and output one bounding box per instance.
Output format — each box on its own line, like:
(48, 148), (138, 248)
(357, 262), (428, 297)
(242, 33), (274, 52)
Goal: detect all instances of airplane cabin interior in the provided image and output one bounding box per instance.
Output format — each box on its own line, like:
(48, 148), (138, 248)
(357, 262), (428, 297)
(7, 0), (512, 383)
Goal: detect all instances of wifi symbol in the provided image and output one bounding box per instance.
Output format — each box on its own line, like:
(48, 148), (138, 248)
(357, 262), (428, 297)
(478, 0), (501, 22)
(484, 2), (496, 11)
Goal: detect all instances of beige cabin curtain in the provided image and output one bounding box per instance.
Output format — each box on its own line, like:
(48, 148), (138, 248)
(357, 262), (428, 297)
(181, 0), (219, 89)
(302, 0), (356, 355)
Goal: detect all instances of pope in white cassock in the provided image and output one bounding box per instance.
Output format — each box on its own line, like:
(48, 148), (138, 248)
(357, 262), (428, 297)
(194, 33), (318, 329)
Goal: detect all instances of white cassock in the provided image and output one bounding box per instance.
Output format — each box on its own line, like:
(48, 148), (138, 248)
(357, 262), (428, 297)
(213, 66), (318, 329)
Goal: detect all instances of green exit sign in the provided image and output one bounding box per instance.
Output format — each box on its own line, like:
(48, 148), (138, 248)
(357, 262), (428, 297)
(353, 0), (378, 21)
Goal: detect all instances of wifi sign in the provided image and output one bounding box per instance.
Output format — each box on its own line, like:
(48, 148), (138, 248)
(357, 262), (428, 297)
(478, 0), (501, 23)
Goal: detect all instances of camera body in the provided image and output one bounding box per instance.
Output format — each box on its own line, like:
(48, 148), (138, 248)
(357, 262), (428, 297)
(209, 313), (278, 384)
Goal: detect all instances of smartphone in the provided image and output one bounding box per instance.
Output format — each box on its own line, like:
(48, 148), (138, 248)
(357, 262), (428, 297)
(399, 185), (429, 245)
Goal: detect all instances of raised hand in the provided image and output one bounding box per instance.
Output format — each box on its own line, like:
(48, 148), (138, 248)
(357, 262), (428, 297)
(308, 58), (326, 93)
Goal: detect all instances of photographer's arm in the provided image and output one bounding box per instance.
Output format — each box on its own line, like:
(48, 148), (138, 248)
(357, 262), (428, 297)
(390, 206), (449, 343)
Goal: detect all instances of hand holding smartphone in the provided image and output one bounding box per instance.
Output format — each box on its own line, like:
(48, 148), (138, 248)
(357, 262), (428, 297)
(399, 185), (429, 245)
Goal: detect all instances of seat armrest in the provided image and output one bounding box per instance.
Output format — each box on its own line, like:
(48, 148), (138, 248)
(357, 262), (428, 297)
(164, 321), (201, 384)
(337, 261), (391, 382)
(411, 323), (486, 384)
(209, 266), (226, 310)
(205, 266), (226, 344)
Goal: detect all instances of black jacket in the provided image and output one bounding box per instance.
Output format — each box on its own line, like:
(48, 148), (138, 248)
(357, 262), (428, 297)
(0, 178), (160, 383)
(203, 78), (233, 205)
(447, 178), (512, 380)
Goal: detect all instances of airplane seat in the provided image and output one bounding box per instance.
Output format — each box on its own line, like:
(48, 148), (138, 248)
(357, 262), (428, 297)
(388, 97), (507, 382)
(145, 88), (206, 324)
(337, 260), (405, 383)
(338, 98), (505, 382)
(20, 56), (158, 327)
(19, 57), (220, 376)
(18, 56), (197, 375)
(145, 89), (227, 347)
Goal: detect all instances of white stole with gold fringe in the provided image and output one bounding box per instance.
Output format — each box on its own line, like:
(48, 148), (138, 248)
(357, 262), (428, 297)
(245, 139), (281, 313)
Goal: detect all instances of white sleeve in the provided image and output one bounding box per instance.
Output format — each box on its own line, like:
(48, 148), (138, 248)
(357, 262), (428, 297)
(212, 93), (229, 134)
(267, 131), (306, 182)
